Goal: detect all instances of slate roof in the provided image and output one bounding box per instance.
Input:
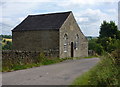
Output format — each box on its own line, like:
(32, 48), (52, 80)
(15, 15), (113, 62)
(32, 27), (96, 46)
(12, 11), (71, 31)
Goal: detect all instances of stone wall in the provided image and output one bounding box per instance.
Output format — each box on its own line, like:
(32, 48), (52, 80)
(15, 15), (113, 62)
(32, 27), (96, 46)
(12, 30), (59, 57)
(59, 12), (88, 58)
(2, 50), (59, 68)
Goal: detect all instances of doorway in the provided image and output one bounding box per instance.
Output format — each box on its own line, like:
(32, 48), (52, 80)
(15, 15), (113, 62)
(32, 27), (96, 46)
(71, 42), (74, 57)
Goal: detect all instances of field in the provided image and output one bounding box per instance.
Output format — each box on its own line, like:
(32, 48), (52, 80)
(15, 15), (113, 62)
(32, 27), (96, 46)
(2, 38), (12, 46)
(2, 37), (12, 50)
(3, 38), (12, 42)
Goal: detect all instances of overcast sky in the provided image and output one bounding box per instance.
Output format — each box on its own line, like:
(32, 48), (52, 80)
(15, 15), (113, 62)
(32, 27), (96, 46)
(0, 0), (119, 36)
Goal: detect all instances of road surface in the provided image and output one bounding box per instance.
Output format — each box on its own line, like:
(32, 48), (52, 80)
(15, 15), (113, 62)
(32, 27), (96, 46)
(2, 58), (99, 85)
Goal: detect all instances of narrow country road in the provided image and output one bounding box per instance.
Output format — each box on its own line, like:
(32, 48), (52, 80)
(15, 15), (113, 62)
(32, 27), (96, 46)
(2, 58), (100, 85)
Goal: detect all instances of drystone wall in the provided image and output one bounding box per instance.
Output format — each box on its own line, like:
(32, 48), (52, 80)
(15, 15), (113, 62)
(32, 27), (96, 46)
(2, 50), (58, 68)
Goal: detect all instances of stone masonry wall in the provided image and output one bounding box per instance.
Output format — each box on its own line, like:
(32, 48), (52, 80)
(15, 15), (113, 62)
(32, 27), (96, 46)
(59, 12), (88, 58)
(2, 50), (59, 68)
(12, 30), (59, 57)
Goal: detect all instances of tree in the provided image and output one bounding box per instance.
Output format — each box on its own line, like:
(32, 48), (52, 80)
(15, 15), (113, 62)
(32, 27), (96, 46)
(88, 39), (103, 55)
(1, 35), (12, 39)
(99, 21), (120, 39)
(98, 21), (120, 53)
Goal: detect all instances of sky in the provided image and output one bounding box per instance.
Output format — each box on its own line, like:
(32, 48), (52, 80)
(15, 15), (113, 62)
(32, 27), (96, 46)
(0, 0), (119, 36)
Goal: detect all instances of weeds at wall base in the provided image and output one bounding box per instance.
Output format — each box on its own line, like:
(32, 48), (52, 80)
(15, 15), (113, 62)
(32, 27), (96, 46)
(2, 50), (95, 72)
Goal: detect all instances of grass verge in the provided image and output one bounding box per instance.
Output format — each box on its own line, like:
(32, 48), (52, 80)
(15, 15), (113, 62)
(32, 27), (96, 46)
(2, 56), (76, 72)
(84, 55), (99, 58)
(2, 55), (97, 72)
(2, 63), (43, 72)
(71, 71), (91, 86)
(2, 57), (63, 72)
(71, 51), (119, 86)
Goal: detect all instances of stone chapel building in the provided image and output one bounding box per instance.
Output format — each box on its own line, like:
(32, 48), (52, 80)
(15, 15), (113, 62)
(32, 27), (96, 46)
(12, 11), (88, 58)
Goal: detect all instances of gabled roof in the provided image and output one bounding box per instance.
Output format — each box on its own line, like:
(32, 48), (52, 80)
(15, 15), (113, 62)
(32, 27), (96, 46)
(12, 11), (72, 31)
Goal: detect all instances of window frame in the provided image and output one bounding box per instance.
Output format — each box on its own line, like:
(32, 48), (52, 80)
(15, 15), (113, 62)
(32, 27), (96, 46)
(75, 34), (79, 50)
(64, 34), (68, 52)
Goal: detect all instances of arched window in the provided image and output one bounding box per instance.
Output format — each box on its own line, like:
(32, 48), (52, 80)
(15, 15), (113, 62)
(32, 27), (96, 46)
(75, 34), (79, 50)
(64, 34), (68, 52)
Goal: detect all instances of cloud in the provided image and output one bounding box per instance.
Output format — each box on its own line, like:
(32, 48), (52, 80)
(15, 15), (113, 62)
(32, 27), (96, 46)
(18, 17), (25, 22)
(2, 2), (39, 17)
(0, 23), (12, 35)
(107, 9), (117, 13)
(0, 1), (44, 35)
(80, 24), (100, 36)
(0, 0), (118, 36)
(75, 9), (103, 25)
(0, 1), (6, 6)
(57, 0), (119, 7)
(73, 8), (117, 36)
(3, 0), (53, 3)
(77, 9), (101, 23)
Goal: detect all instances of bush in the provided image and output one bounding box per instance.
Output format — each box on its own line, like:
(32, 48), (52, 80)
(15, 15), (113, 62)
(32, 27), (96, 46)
(88, 54), (119, 86)
(36, 52), (46, 63)
(2, 41), (12, 50)
(2, 39), (6, 43)
(38, 53), (63, 65)
(111, 49), (120, 66)
(72, 52), (119, 86)
(88, 39), (103, 55)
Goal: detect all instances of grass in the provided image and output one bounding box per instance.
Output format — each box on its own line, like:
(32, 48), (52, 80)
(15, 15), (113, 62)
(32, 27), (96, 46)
(2, 56), (71, 72)
(71, 71), (91, 86)
(2, 58), (60, 72)
(3, 63), (39, 72)
(2, 50), (97, 72)
(3, 38), (12, 42)
(2, 55), (96, 72)
(71, 51), (119, 86)
(84, 55), (98, 58)
(2, 38), (12, 46)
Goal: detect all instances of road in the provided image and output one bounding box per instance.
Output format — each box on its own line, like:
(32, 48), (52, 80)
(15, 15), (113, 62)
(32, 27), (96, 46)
(2, 58), (99, 85)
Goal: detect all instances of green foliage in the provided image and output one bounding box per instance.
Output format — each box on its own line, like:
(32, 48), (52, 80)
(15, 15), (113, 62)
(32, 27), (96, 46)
(2, 39), (6, 43)
(84, 55), (98, 58)
(97, 21), (120, 53)
(2, 53), (92, 72)
(36, 53), (46, 63)
(71, 71), (91, 86)
(0, 44), (1, 50)
(97, 37), (120, 53)
(72, 51), (119, 86)
(99, 21), (119, 39)
(2, 63), (43, 72)
(88, 53), (119, 86)
(2, 53), (65, 72)
(1, 35), (12, 39)
(2, 41), (12, 50)
(1, 35), (12, 50)
(88, 21), (120, 55)
(111, 49), (120, 66)
(88, 38), (104, 55)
